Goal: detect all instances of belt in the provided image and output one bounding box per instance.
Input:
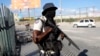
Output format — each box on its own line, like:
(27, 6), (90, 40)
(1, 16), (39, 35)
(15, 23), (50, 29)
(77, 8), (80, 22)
(40, 50), (55, 54)
(45, 39), (57, 42)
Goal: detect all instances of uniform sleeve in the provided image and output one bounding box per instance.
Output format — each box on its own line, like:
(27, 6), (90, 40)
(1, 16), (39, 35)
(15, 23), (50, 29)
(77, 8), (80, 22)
(33, 20), (42, 31)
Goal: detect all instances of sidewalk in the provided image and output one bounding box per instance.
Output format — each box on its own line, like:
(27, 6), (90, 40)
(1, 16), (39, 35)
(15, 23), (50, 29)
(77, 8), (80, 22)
(20, 40), (79, 56)
(21, 42), (39, 56)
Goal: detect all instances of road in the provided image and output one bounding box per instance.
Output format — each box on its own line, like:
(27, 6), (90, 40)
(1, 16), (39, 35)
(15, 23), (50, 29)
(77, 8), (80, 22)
(62, 27), (100, 56)
(16, 22), (100, 56)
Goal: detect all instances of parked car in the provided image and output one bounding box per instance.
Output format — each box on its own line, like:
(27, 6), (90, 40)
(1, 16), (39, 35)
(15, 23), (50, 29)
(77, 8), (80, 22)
(72, 19), (96, 28)
(16, 31), (32, 44)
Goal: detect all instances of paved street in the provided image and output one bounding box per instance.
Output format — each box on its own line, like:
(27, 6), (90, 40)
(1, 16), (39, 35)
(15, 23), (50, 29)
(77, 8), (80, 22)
(61, 27), (100, 56)
(16, 22), (100, 56)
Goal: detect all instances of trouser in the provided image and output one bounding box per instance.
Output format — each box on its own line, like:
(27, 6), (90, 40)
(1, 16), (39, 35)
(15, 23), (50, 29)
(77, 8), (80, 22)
(37, 41), (61, 56)
(39, 49), (60, 56)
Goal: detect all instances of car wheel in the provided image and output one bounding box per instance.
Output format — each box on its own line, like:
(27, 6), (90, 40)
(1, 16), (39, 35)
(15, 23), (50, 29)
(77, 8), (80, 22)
(88, 24), (92, 28)
(73, 24), (78, 28)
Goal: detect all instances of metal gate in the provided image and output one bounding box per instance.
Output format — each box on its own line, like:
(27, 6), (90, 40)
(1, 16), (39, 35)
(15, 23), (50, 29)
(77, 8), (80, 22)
(0, 4), (16, 56)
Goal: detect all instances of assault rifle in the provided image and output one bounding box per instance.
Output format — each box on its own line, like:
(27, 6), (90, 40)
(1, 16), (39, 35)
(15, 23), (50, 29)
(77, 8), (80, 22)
(47, 20), (80, 50)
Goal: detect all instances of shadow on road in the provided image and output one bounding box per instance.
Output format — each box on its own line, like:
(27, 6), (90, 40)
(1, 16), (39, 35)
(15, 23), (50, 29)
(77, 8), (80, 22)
(26, 49), (39, 56)
(78, 49), (88, 56)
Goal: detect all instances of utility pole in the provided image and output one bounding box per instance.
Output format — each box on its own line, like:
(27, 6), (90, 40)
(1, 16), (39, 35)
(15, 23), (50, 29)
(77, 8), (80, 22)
(19, 9), (22, 20)
(79, 8), (81, 19)
(28, 8), (31, 20)
(92, 6), (95, 18)
(34, 8), (35, 19)
(74, 10), (76, 16)
(60, 0), (62, 22)
(86, 7), (88, 18)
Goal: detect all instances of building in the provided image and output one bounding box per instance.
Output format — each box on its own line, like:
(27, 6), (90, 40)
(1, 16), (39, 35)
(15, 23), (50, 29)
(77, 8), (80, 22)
(55, 12), (100, 19)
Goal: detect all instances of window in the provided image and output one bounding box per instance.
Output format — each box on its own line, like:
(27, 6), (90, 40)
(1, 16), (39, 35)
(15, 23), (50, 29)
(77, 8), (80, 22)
(90, 19), (93, 22)
(80, 20), (84, 22)
(85, 20), (89, 22)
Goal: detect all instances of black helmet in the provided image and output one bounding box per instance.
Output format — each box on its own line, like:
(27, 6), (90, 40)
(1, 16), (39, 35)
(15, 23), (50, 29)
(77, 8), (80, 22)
(42, 3), (57, 15)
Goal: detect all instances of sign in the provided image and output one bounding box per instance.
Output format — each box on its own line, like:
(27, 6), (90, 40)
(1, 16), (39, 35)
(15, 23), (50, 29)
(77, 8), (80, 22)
(11, 0), (23, 10)
(11, 0), (41, 10)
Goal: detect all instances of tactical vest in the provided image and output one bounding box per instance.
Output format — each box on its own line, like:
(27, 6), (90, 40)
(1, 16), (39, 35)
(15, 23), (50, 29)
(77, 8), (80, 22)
(38, 19), (62, 51)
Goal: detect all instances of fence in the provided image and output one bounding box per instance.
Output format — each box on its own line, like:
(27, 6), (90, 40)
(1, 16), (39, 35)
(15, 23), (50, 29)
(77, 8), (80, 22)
(0, 4), (16, 56)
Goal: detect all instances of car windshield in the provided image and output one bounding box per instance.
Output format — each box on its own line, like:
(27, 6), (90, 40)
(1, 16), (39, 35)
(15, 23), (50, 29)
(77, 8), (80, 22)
(80, 20), (84, 22)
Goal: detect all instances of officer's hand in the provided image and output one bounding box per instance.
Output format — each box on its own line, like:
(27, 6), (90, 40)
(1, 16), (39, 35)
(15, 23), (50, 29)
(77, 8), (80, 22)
(45, 27), (53, 33)
(60, 33), (65, 40)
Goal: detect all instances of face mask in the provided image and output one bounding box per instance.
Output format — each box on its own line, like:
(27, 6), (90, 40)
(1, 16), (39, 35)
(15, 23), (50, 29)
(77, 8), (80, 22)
(45, 10), (56, 18)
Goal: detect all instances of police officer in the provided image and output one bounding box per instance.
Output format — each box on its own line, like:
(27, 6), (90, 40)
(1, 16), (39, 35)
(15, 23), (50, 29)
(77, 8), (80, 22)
(33, 3), (64, 56)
